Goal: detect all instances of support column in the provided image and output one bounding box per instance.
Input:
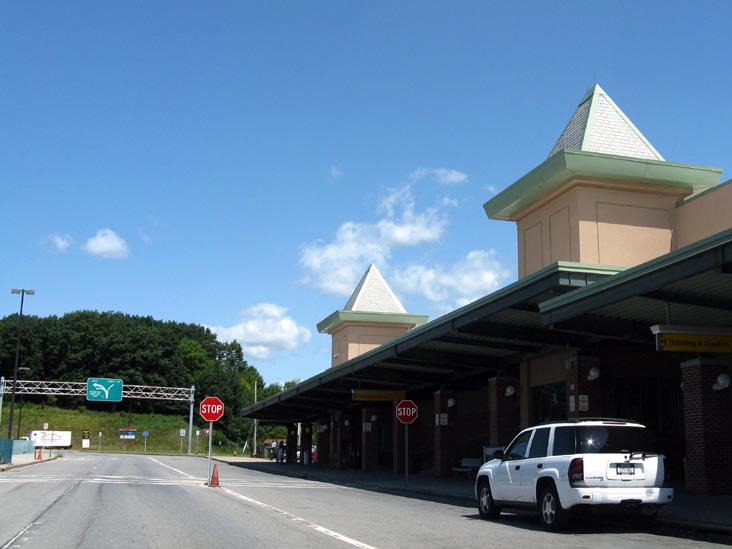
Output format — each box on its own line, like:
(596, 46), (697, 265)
(337, 413), (354, 469)
(566, 355), (603, 419)
(300, 423), (313, 465)
(488, 377), (520, 447)
(681, 358), (732, 495)
(433, 390), (458, 477)
(286, 424), (298, 464)
(328, 411), (338, 467)
(316, 418), (330, 465)
(361, 407), (381, 472)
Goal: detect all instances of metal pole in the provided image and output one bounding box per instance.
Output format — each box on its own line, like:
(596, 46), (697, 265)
(252, 382), (257, 457)
(404, 424), (409, 487)
(0, 376), (4, 430)
(207, 421), (213, 486)
(16, 396), (23, 439)
(8, 289), (32, 440)
(187, 385), (195, 455)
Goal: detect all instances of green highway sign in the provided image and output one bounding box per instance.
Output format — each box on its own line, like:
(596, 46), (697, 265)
(86, 378), (124, 402)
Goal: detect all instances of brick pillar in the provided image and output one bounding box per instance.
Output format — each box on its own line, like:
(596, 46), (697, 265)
(317, 418), (330, 465)
(328, 411), (338, 467)
(488, 377), (520, 447)
(361, 407), (381, 471)
(337, 414), (355, 469)
(681, 358), (732, 495)
(301, 423), (313, 465)
(434, 390), (458, 477)
(286, 424), (298, 464)
(566, 355), (603, 419)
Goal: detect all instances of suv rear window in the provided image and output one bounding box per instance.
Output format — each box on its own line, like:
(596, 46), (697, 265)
(576, 425), (657, 454)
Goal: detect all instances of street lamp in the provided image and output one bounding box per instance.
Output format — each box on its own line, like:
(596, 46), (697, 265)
(7, 288), (34, 440)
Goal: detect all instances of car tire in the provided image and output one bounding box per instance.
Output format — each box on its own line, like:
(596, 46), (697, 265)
(477, 479), (501, 519)
(539, 484), (569, 531)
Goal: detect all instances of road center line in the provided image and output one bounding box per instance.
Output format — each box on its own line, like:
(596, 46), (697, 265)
(221, 487), (379, 549)
(147, 456), (198, 479)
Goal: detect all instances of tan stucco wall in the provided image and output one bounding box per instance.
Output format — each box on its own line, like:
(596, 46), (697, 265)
(676, 182), (732, 248)
(516, 178), (689, 277)
(330, 323), (413, 367)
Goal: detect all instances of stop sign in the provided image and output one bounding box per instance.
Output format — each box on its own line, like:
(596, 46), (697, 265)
(200, 396), (225, 422)
(395, 399), (418, 424)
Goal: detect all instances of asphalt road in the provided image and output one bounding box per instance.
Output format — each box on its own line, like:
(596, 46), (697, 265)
(0, 452), (721, 548)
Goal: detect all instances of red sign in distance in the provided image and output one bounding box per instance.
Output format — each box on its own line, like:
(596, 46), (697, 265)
(395, 399), (418, 424)
(200, 396), (225, 422)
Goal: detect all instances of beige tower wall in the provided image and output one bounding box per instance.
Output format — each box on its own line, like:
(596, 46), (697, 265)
(676, 182), (732, 248)
(516, 178), (689, 278)
(330, 323), (414, 367)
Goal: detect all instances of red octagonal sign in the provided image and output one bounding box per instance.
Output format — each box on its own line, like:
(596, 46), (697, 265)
(395, 399), (418, 424)
(200, 396), (225, 422)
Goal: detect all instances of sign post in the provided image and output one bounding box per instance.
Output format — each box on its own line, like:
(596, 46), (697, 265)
(395, 399), (418, 487)
(199, 396), (224, 486)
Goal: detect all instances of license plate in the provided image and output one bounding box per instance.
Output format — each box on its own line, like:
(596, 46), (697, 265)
(617, 465), (635, 475)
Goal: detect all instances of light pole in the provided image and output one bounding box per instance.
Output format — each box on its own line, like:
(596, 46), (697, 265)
(7, 288), (34, 440)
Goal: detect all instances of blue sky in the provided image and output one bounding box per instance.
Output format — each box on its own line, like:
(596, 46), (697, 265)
(2, 1), (731, 385)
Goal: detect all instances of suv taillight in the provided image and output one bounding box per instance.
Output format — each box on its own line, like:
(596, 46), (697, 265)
(568, 457), (585, 487)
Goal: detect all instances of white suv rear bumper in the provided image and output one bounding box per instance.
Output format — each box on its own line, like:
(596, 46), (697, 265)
(561, 486), (674, 508)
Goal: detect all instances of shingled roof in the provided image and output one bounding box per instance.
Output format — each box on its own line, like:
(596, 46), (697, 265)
(548, 84), (664, 161)
(343, 264), (407, 313)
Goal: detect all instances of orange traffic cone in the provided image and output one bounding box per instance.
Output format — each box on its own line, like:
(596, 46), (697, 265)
(209, 464), (220, 487)
(35, 447), (43, 460)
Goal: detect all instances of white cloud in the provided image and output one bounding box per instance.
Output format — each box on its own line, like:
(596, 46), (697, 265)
(408, 167), (468, 185)
(208, 303), (312, 361)
(392, 250), (513, 311)
(299, 166), (514, 309)
(329, 165), (344, 181)
(300, 178), (450, 295)
(44, 233), (72, 253)
(82, 229), (130, 259)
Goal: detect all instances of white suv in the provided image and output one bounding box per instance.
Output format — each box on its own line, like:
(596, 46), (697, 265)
(475, 418), (673, 530)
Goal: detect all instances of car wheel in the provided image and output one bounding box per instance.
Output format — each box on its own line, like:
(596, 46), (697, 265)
(477, 479), (501, 519)
(539, 484), (569, 531)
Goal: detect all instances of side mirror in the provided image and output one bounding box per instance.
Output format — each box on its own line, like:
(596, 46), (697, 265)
(492, 449), (505, 460)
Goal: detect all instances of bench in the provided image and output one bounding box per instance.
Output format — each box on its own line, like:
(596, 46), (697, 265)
(452, 457), (482, 477)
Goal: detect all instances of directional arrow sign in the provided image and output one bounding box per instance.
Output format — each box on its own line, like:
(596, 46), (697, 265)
(86, 378), (123, 402)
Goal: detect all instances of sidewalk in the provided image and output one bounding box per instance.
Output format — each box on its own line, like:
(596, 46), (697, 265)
(0, 450), (59, 471)
(213, 456), (732, 539)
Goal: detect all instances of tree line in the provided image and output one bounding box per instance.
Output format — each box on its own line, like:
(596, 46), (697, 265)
(0, 310), (295, 445)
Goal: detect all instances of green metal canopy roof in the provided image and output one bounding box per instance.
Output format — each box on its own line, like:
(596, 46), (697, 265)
(242, 262), (620, 423)
(540, 229), (732, 342)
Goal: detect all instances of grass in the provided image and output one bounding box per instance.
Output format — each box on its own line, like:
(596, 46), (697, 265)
(0, 402), (241, 456)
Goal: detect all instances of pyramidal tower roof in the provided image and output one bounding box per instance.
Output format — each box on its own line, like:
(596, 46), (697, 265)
(343, 264), (407, 313)
(548, 84), (664, 161)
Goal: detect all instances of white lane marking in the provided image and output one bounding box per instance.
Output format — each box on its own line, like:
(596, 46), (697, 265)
(2, 521), (39, 549)
(147, 456), (197, 479)
(221, 487), (379, 549)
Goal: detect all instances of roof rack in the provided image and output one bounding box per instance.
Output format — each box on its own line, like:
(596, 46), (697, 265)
(537, 417), (641, 426)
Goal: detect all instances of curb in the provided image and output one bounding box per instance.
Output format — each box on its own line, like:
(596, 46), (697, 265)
(0, 454), (60, 472)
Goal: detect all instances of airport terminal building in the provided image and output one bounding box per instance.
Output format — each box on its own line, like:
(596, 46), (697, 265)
(242, 85), (732, 495)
